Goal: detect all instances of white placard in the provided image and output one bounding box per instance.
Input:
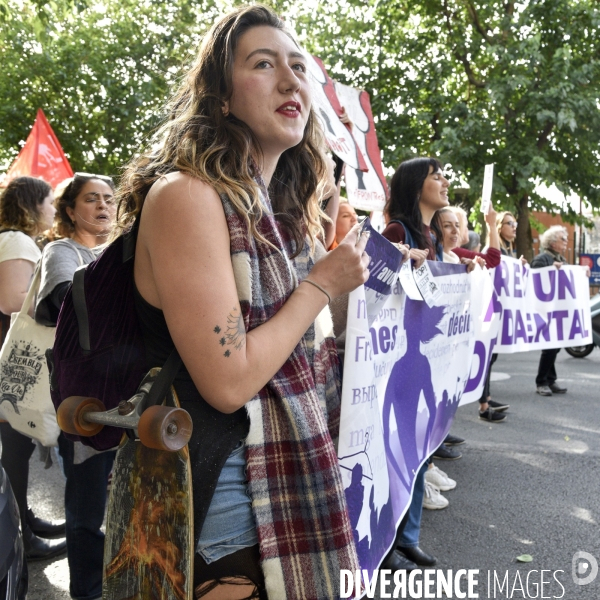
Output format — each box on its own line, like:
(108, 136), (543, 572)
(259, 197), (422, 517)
(481, 163), (494, 214)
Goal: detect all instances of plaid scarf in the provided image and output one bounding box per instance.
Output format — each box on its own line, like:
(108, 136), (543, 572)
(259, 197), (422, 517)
(222, 182), (359, 599)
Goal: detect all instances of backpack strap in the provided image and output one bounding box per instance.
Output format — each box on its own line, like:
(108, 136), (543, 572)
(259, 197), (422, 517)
(389, 219), (444, 261)
(72, 266), (91, 352)
(388, 219), (416, 249)
(146, 348), (183, 407)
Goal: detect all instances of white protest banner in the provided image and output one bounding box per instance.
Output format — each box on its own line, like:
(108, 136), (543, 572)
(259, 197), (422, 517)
(338, 253), (478, 583)
(481, 163), (494, 215)
(307, 56), (367, 171)
(494, 256), (592, 353)
(334, 82), (388, 212)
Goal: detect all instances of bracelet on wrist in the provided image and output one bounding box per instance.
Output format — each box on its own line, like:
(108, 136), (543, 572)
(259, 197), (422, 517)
(302, 278), (331, 304)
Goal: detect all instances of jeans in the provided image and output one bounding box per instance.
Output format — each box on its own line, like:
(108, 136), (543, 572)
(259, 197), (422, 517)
(397, 461), (428, 549)
(58, 435), (115, 600)
(536, 348), (560, 386)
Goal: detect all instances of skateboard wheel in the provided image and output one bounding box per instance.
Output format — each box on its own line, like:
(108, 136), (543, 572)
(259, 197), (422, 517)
(57, 396), (106, 437)
(138, 405), (193, 451)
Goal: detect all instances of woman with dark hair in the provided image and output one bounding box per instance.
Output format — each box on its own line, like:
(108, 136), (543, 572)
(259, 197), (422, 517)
(382, 156), (447, 263)
(379, 158), (453, 572)
(113, 6), (367, 599)
(0, 176), (66, 567)
(35, 173), (116, 600)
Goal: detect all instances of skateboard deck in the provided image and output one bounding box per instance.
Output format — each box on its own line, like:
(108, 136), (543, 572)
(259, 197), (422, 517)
(102, 370), (193, 600)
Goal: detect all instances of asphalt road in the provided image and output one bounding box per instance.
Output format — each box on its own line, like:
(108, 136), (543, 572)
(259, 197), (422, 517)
(23, 347), (600, 599)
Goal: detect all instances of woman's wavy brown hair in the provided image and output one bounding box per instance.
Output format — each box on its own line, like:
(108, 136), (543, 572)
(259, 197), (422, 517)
(115, 4), (327, 256)
(0, 176), (52, 236)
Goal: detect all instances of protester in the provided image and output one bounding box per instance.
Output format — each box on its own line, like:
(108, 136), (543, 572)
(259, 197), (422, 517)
(379, 157), (454, 570)
(112, 6), (368, 598)
(531, 225), (569, 396)
(476, 210), (529, 423)
(0, 176), (67, 565)
(330, 199), (359, 249)
(35, 173), (117, 600)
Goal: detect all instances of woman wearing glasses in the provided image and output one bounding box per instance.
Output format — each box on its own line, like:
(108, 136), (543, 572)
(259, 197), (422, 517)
(35, 173), (117, 600)
(477, 211), (529, 422)
(530, 226), (570, 396)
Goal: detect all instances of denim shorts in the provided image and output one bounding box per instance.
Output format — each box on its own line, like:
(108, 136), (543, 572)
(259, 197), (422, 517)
(196, 441), (258, 564)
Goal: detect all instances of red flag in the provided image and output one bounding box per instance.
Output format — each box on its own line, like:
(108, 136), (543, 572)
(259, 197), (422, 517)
(1, 109), (74, 188)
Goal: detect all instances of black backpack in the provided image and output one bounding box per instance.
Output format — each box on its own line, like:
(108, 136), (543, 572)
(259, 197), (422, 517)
(48, 224), (150, 450)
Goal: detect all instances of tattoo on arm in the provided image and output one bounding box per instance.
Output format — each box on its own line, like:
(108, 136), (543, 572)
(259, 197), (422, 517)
(213, 307), (246, 357)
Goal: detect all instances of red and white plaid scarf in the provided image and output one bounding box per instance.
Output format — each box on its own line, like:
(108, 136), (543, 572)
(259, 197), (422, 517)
(222, 183), (359, 599)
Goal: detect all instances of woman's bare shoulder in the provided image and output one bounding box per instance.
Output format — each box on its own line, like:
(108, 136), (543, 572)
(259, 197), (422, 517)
(144, 171), (222, 216)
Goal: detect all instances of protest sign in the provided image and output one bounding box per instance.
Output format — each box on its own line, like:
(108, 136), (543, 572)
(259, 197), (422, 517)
(481, 163), (494, 215)
(307, 56), (367, 171)
(335, 82), (387, 212)
(338, 243), (479, 581)
(494, 257), (592, 353)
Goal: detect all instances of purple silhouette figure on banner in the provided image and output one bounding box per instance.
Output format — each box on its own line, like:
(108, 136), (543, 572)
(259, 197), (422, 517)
(382, 298), (446, 490)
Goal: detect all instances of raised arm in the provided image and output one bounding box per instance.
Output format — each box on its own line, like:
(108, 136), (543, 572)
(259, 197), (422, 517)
(485, 207), (500, 251)
(135, 173), (368, 414)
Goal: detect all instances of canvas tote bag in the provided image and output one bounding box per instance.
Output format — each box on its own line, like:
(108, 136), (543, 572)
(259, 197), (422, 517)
(0, 265), (60, 445)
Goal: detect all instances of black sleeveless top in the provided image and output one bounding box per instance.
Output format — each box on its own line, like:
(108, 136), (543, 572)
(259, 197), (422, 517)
(133, 286), (250, 545)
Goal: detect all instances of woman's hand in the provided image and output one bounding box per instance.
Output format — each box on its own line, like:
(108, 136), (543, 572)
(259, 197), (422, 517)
(520, 255), (528, 265)
(462, 256), (485, 272)
(308, 223), (370, 299)
(484, 206), (497, 228)
(391, 243), (411, 264)
(409, 248), (428, 269)
(553, 261), (563, 269)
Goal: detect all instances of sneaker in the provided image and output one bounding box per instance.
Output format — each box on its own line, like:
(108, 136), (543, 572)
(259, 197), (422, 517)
(488, 399), (510, 412)
(423, 481), (449, 510)
(536, 386), (552, 396)
(444, 433), (465, 446)
(432, 443), (462, 460)
(425, 465), (456, 491)
(549, 383), (567, 394)
(479, 408), (507, 422)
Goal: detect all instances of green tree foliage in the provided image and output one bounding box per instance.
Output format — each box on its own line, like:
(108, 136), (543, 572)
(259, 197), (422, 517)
(0, 0), (227, 175)
(2, 0), (599, 258)
(286, 0), (600, 258)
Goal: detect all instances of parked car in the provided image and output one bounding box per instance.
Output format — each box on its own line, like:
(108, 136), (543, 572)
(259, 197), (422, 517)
(0, 464), (26, 600)
(565, 293), (600, 358)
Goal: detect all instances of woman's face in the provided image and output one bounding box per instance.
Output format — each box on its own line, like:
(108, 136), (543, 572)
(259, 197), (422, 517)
(335, 203), (358, 243)
(38, 191), (56, 232)
(419, 166), (450, 212)
(66, 179), (116, 238)
(500, 215), (517, 243)
(439, 210), (461, 251)
(227, 26), (311, 159)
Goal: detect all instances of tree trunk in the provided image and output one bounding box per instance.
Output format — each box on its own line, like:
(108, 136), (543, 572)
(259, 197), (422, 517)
(516, 193), (533, 261)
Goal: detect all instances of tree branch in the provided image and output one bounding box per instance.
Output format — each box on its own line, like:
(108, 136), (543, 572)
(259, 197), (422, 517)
(465, 0), (494, 45)
(441, 0), (488, 88)
(537, 121), (554, 150)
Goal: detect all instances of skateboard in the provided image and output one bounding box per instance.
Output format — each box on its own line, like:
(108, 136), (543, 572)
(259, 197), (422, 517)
(57, 367), (194, 600)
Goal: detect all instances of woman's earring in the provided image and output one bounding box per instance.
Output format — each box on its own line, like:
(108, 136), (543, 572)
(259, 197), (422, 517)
(221, 101), (229, 117)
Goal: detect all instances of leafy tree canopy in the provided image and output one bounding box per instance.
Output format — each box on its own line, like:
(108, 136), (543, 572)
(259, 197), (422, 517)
(2, 0), (599, 257)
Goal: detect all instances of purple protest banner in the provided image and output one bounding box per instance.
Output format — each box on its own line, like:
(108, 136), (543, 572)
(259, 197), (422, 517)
(338, 240), (481, 590)
(493, 257), (592, 353)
